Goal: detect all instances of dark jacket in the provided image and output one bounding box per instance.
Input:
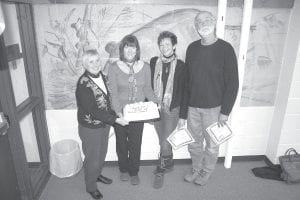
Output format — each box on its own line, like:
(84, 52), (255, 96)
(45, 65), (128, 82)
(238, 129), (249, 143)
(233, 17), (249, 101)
(150, 57), (187, 119)
(75, 71), (117, 129)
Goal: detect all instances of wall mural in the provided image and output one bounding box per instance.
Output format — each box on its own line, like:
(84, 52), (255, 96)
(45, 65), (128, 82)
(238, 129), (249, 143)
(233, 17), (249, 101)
(33, 4), (291, 109)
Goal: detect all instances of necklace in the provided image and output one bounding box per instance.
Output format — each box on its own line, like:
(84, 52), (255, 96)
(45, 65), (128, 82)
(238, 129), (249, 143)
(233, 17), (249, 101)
(161, 54), (175, 63)
(125, 61), (137, 102)
(163, 53), (174, 59)
(125, 61), (135, 73)
(125, 61), (135, 83)
(86, 70), (101, 78)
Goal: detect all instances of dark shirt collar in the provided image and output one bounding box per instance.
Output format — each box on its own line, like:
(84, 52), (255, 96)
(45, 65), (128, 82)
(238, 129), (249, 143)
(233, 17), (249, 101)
(85, 70), (101, 78)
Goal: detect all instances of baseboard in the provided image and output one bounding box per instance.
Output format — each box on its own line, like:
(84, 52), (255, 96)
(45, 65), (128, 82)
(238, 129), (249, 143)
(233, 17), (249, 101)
(104, 155), (266, 167)
(262, 155), (278, 166)
(222, 155), (266, 162)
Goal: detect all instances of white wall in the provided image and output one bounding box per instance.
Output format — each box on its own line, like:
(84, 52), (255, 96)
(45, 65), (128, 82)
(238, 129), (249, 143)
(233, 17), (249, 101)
(43, 3), (293, 162)
(46, 107), (275, 161)
(266, 0), (300, 163)
(46, 110), (184, 161)
(276, 43), (300, 158)
(36, 2), (298, 163)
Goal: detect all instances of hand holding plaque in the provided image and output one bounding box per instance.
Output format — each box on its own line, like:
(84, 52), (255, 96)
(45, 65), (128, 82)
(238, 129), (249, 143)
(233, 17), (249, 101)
(206, 122), (233, 145)
(167, 128), (195, 150)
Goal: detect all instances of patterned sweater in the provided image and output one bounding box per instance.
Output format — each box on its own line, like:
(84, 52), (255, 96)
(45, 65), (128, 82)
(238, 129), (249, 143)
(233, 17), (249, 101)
(75, 71), (117, 129)
(108, 60), (157, 114)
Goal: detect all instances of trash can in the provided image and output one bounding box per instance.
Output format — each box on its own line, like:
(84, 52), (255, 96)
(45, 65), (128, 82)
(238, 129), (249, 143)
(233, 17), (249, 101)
(49, 139), (83, 178)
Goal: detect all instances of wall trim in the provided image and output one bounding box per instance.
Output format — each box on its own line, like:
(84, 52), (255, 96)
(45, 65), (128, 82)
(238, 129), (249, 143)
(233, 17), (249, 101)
(103, 155), (266, 167)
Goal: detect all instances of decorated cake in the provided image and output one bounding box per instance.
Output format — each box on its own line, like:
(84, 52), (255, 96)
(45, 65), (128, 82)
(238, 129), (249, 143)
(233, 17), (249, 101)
(123, 101), (160, 122)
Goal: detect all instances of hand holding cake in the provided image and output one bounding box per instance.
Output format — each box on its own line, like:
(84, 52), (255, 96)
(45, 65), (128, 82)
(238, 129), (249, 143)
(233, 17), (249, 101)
(115, 117), (129, 126)
(123, 101), (160, 122)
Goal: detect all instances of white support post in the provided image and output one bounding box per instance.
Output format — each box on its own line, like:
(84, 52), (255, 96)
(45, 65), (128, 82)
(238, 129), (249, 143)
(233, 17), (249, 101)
(224, 0), (253, 169)
(0, 2), (5, 35)
(216, 0), (227, 39)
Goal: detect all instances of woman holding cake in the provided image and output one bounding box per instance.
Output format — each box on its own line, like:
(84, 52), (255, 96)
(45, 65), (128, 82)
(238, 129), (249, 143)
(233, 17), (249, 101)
(108, 34), (157, 185)
(75, 49), (129, 199)
(150, 31), (187, 189)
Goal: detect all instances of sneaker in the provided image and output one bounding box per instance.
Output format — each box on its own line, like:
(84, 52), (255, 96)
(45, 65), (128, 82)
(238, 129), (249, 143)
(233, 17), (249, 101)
(163, 163), (174, 173)
(120, 172), (130, 181)
(153, 173), (164, 189)
(130, 175), (140, 185)
(184, 169), (199, 183)
(194, 170), (211, 186)
(97, 175), (113, 184)
(88, 189), (103, 200)
(153, 165), (165, 174)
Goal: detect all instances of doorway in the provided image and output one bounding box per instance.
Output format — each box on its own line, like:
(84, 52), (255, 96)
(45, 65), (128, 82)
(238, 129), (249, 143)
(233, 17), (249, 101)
(0, 2), (50, 200)
(0, 103), (20, 200)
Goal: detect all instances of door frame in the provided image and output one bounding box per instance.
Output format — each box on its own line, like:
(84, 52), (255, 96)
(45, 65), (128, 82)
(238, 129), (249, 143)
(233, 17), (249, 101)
(0, 102), (21, 200)
(0, 35), (33, 200)
(0, 3), (50, 200)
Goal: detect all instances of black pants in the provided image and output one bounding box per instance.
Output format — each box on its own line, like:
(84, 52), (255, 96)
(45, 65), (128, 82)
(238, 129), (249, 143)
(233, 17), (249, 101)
(78, 125), (110, 192)
(114, 122), (144, 176)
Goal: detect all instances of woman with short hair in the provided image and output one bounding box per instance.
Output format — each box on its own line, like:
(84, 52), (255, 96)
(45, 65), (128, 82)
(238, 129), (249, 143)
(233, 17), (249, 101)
(76, 49), (128, 199)
(150, 31), (186, 189)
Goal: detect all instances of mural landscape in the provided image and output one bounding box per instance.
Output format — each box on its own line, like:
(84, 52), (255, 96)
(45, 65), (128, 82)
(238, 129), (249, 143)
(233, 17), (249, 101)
(33, 4), (291, 109)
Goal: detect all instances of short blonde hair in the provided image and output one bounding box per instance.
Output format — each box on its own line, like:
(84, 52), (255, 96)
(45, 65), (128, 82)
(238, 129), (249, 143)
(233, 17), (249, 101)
(82, 49), (99, 66)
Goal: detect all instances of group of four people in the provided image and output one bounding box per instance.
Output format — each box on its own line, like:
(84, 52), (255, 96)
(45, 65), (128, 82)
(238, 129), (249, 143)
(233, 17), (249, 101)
(75, 11), (239, 200)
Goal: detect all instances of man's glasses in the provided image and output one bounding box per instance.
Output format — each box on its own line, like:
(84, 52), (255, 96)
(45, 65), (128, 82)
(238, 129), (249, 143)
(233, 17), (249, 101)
(196, 17), (215, 27)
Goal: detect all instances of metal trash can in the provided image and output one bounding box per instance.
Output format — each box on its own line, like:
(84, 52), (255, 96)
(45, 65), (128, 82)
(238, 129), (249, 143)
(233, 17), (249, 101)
(49, 139), (83, 178)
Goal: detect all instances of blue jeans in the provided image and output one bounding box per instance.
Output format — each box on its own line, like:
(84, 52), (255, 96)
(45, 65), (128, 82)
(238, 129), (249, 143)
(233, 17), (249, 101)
(154, 107), (179, 156)
(187, 106), (221, 173)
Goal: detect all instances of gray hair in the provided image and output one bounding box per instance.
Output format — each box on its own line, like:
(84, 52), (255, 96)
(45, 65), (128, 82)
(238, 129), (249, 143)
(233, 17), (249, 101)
(194, 11), (216, 30)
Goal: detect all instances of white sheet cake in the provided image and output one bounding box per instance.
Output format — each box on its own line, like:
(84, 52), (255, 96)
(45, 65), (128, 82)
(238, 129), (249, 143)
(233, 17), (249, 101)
(123, 102), (160, 122)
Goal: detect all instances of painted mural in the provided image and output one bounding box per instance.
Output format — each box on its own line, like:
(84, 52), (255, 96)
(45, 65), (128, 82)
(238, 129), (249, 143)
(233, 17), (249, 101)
(33, 4), (291, 109)
(239, 10), (290, 106)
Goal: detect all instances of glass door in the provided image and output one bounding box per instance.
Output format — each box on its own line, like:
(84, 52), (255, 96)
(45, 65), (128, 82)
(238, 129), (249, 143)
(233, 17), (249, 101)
(0, 2), (50, 200)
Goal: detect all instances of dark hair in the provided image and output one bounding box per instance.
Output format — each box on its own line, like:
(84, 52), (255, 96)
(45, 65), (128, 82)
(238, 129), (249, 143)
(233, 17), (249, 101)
(119, 34), (140, 62)
(157, 31), (177, 46)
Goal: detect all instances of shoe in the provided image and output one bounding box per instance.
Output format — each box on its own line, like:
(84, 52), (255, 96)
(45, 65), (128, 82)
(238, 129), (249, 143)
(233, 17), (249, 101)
(130, 175), (140, 185)
(153, 154), (174, 174)
(184, 169), (199, 183)
(88, 189), (103, 199)
(120, 172), (130, 181)
(163, 154), (174, 172)
(97, 175), (113, 184)
(153, 173), (164, 189)
(153, 165), (166, 174)
(194, 170), (211, 186)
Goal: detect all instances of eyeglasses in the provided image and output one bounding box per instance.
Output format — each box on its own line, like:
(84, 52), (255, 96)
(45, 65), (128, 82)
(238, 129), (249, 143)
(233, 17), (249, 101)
(196, 17), (215, 27)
